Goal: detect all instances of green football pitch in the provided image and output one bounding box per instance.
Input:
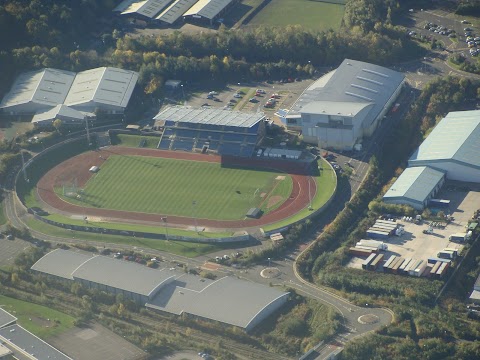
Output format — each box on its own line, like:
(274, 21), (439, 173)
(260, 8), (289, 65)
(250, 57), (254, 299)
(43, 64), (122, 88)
(71, 155), (293, 220)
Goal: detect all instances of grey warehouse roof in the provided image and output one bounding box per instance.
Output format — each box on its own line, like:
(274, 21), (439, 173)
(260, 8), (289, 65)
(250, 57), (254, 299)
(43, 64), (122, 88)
(71, 255), (174, 297)
(114, 0), (172, 18)
(409, 110), (480, 169)
(154, 105), (265, 128)
(64, 67), (139, 108)
(184, 0), (232, 19)
(31, 104), (91, 124)
(383, 166), (445, 203)
(0, 308), (17, 329)
(0, 68), (76, 110)
(31, 249), (93, 279)
(290, 59), (404, 124)
(0, 324), (72, 360)
(147, 275), (289, 329)
(32, 249), (175, 297)
(156, 0), (197, 23)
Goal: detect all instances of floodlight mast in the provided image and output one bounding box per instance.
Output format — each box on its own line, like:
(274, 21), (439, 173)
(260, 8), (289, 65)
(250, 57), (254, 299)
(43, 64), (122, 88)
(192, 200), (198, 233)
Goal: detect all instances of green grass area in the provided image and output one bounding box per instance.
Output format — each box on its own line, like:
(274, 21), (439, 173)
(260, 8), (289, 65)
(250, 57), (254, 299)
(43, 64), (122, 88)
(111, 134), (160, 149)
(248, 0), (345, 31)
(62, 155), (292, 221)
(0, 295), (75, 339)
(260, 175), (293, 213)
(0, 200), (6, 226)
(262, 158), (336, 231)
(23, 218), (243, 257)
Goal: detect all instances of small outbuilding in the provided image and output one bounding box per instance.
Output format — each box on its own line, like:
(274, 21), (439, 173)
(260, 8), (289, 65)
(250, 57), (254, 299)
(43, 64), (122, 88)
(89, 166), (100, 173)
(246, 207), (262, 219)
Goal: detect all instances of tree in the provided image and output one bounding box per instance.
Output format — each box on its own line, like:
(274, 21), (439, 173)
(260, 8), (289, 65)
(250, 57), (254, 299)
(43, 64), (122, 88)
(53, 118), (63, 133)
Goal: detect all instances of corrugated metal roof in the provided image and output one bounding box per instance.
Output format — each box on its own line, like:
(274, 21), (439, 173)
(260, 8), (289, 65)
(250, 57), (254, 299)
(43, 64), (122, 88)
(114, 0), (173, 18)
(0, 68), (75, 110)
(0, 325), (72, 360)
(64, 67), (139, 108)
(154, 105), (264, 128)
(156, 0), (198, 23)
(290, 59), (405, 124)
(383, 166), (445, 203)
(183, 0), (233, 19)
(409, 110), (480, 168)
(31, 104), (89, 123)
(300, 101), (372, 117)
(147, 275), (288, 329)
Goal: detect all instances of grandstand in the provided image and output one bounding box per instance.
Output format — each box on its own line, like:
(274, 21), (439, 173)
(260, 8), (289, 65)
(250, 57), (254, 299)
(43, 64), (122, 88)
(153, 106), (265, 157)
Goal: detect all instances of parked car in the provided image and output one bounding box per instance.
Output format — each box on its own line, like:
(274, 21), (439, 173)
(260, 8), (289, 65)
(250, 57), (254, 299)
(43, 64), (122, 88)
(233, 93), (242, 98)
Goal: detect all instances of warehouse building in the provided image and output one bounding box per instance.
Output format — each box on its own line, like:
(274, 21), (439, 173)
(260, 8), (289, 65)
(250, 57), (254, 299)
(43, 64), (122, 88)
(156, 0), (198, 24)
(408, 110), (480, 183)
(183, 0), (236, 24)
(31, 104), (95, 128)
(114, 0), (174, 19)
(64, 67), (138, 114)
(383, 166), (446, 210)
(0, 68), (75, 115)
(32, 249), (289, 331)
(383, 110), (480, 210)
(0, 67), (138, 126)
(282, 59), (405, 151)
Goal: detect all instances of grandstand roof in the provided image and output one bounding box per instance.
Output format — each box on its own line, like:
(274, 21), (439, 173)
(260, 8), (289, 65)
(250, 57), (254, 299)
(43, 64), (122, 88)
(156, 0), (197, 24)
(0, 308), (17, 329)
(383, 166), (445, 204)
(31, 104), (91, 124)
(0, 68), (75, 110)
(409, 110), (480, 168)
(64, 67), (138, 108)
(290, 59), (404, 124)
(154, 106), (264, 128)
(31, 249), (94, 279)
(114, 0), (172, 18)
(183, 0), (233, 19)
(147, 275), (289, 329)
(0, 324), (72, 360)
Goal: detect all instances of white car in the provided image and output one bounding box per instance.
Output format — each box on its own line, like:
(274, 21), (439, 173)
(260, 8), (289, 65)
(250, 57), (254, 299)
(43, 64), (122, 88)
(208, 91), (218, 95)
(233, 93), (242, 98)
(256, 89), (266, 94)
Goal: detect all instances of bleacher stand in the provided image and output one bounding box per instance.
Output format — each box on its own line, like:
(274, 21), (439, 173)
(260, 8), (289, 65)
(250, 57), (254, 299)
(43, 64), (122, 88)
(153, 106), (266, 157)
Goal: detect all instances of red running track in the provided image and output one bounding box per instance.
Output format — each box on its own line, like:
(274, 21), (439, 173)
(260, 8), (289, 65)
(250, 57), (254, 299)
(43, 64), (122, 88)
(36, 147), (314, 230)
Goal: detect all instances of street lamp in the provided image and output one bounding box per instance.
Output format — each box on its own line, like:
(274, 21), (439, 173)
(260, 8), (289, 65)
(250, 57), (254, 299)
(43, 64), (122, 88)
(162, 217), (169, 242)
(181, 84), (186, 105)
(192, 200), (198, 233)
(267, 257), (271, 267)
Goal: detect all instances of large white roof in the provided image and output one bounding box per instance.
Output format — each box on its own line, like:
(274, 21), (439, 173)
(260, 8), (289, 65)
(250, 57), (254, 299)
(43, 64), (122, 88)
(31, 104), (92, 124)
(114, 0), (173, 18)
(64, 67), (139, 108)
(147, 274), (288, 329)
(183, 0), (232, 19)
(383, 166), (445, 204)
(0, 68), (75, 110)
(290, 59), (405, 125)
(409, 110), (480, 168)
(156, 0), (198, 24)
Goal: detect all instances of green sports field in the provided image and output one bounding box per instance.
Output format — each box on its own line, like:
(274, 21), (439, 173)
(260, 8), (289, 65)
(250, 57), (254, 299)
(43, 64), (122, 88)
(65, 155), (293, 220)
(248, 0), (345, 31)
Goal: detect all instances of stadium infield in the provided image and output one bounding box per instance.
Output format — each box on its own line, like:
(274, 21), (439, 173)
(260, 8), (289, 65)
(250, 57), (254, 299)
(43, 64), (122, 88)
(36, 147), (315, 230)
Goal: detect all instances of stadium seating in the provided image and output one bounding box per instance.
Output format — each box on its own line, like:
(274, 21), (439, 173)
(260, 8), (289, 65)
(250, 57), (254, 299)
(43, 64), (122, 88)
(172, 138), (194, 151)
(176, 129), (198, 138)
(158, 138), (171, 150)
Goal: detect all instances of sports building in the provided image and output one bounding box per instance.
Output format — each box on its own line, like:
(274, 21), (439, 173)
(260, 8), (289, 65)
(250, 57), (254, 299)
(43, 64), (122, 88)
(383, 110), (480, 210)
(31, 249), (289, 332)
(282, 59), (405, 151)
(153, 106), (265, 157)
(0, 67), (138, 127)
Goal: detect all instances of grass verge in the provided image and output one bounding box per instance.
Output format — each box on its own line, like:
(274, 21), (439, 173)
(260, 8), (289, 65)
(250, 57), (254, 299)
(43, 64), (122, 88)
(23, 218), (244, 257)
(0, 294), (75, 339)
(111, 134), (160, 149)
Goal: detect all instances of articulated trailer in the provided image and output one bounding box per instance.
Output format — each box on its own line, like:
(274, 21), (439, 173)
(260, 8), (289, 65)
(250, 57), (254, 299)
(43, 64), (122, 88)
(366, 229), (390, 240)
(349, 247), (375, 257)
(391, 257), (405, 274)
(430, 261), (442, 276)
(436, 262), (450, 278)
(368, 254), (384, 271)
(357, 240), (388, 250)
(408, 260), (423, 276)
(383, 255), (396, 269)
(399, 258), (412, 272)
(362, 253), (377, 270)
